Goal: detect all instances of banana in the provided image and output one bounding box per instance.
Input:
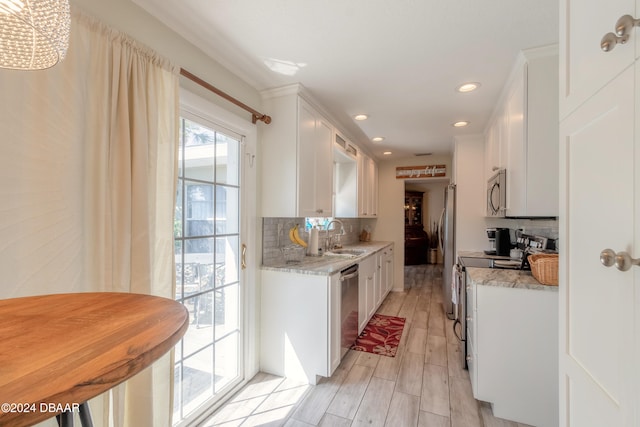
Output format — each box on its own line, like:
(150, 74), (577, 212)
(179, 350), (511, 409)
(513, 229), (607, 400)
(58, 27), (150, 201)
(288, 225), (297, 244)
(292, 224), (308, 248)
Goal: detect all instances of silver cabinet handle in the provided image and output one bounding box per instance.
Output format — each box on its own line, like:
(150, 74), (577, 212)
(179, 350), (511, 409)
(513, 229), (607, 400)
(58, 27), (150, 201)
(601, 15), (640, 52)
(600, 248), (640, 271)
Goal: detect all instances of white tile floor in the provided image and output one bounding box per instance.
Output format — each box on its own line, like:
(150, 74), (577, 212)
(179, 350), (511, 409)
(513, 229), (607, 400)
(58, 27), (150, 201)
(200, 265), (531, 427)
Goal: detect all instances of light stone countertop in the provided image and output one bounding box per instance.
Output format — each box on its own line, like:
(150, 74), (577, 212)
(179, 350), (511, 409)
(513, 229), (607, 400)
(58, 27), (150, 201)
(261, 241), (393, 276)
(465, 267), (559, 292)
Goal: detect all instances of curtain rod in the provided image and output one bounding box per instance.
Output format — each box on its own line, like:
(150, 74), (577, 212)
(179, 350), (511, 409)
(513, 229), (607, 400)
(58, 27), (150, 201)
(179, 68), (271, 124)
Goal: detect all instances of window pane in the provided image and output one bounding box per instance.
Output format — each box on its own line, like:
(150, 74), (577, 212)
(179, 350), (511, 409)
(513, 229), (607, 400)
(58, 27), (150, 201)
(215, 236), (239, 287)
(183, 119), (215, 180)
(214, 332), (239, 393)
(185, 183), (214, 237)
(216, 132), (239, 185)
(183, 295), (213, 358)
(214, 284), (238, 338)
(175, 181), (183, 239)
(216, 185), (238, 235)
(182, 347), (214, 415)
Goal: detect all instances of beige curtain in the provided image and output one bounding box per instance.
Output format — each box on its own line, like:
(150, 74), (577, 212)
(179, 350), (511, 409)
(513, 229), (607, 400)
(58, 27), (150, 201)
(0, 10), (179, 427)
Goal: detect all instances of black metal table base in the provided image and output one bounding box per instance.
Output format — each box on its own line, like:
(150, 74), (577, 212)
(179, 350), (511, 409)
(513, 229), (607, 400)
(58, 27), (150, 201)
(55, 402), (93, 427)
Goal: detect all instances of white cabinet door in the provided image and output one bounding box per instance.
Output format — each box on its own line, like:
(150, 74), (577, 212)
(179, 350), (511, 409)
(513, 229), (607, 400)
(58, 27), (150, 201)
(298, 100), (318, 217)
(560, 66), (636, 427)
(358, 258), (369, 333)
(559, 0), (635, 119)
(375, 252), (383, 308)
(298, 99), (333, 217)
(314, 117), (334, 216)
(505, 67), (526, 216)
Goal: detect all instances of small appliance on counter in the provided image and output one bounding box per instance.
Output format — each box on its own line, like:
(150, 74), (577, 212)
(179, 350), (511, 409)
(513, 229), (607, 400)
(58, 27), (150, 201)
(485, 228), (496, 254)
(495, 227), (511, 256)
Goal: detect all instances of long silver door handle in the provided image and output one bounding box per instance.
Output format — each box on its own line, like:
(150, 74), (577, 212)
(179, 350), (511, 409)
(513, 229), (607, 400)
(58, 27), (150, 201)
(340, 272), (359, 281)
(600, 248), (640, 271)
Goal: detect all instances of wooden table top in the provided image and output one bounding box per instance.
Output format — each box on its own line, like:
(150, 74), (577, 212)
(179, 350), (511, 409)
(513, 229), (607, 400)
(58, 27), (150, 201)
(0, 292), (189, 426)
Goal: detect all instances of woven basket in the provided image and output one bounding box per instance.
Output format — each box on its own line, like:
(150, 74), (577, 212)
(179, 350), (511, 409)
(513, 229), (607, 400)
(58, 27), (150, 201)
(528, 253), (559, 286)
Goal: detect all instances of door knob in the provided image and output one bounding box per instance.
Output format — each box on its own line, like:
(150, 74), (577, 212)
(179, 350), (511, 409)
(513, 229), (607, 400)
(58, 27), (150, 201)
(601, 32), (630, 52)
(615, 15), (640, 36)
(601, 15), (640, 52)
(600, 248), (640, 271)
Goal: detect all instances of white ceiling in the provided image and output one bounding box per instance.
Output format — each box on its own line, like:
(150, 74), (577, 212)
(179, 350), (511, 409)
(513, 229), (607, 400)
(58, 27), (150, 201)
(131, 0), (559, 159)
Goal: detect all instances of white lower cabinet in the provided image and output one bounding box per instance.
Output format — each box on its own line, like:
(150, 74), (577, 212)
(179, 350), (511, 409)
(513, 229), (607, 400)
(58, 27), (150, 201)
(261, 269), (341, 385)
(467, 276), (559, 427)
(358, 254), (376, 333)
(261, 244), (394, 385)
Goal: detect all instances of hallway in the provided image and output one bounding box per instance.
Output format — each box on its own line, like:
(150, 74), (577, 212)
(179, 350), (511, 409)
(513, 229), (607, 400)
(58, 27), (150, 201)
(203, 264), (530, 426)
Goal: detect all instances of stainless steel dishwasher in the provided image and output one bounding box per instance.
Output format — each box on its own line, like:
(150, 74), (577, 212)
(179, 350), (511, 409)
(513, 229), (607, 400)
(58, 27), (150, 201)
(340, 264), (359, 358)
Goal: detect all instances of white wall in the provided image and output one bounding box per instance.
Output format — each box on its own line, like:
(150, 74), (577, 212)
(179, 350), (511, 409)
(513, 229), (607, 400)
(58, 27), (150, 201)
(375, 155), (452, 290)
(453, 135), (487, 253)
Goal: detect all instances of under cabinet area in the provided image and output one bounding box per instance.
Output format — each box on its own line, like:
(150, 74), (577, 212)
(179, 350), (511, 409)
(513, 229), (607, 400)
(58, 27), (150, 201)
(466, 270), (558, 427)
(260, 84), (333, 217)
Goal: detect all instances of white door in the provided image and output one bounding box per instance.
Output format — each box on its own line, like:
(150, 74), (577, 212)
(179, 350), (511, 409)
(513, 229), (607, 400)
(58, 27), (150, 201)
(173, 111), (247, 425)
(560, 1), (639, 425)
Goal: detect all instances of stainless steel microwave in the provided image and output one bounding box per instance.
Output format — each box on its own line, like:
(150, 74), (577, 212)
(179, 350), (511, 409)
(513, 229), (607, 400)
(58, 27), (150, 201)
(487, 169), (506, 217)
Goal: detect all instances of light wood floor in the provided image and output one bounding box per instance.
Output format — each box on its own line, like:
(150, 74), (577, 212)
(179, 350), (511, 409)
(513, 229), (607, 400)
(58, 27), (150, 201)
(201, 265), (531, 427)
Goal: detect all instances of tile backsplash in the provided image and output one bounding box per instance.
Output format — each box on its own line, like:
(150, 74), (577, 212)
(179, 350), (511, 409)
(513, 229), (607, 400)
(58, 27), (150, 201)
(262, 217), (364, 265)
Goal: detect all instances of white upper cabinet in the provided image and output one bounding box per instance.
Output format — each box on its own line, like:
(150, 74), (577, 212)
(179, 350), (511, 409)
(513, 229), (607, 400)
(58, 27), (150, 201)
(487, 45), (559, 217)
(260, 85), (334, 217)
(560, 0), (636, 119)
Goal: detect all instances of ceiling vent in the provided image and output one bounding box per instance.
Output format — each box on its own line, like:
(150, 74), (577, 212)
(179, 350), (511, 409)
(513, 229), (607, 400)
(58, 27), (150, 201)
(413, 152), (433, 156)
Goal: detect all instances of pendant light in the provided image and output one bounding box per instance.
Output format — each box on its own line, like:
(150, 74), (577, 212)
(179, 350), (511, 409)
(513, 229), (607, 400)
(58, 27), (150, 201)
(0, 0), (71, 70)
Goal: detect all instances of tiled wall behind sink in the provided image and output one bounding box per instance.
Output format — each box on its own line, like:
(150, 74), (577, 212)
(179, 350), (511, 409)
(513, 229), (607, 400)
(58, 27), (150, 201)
(262, 217), (362, 266)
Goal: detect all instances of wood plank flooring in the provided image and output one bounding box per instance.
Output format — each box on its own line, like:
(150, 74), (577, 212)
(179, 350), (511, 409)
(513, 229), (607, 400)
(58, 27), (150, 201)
(201, 265), (531, 427)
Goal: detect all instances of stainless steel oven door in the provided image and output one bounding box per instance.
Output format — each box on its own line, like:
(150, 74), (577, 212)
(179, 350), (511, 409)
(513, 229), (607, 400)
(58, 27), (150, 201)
(486, 169), (506, 217)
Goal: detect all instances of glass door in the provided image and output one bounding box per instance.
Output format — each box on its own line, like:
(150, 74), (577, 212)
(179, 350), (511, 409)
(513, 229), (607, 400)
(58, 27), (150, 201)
(173, 114), (244, 424)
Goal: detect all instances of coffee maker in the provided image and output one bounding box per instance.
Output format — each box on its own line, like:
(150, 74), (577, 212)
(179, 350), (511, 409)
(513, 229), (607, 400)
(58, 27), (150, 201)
(485, 227), (511, 256)
(495, 228), (511, 256)
(485, 228), (496, 254)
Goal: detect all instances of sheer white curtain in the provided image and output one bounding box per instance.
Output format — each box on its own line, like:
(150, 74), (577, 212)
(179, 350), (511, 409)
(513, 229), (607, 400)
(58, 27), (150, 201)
(0, 10), (179, 427)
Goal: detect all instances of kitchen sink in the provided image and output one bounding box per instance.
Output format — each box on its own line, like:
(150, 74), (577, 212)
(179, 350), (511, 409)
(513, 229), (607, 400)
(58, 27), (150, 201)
(325, 248), (366, 257)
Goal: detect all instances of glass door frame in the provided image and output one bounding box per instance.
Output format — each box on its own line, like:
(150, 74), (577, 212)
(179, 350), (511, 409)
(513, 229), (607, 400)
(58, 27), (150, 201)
(173, 88), (258, 427)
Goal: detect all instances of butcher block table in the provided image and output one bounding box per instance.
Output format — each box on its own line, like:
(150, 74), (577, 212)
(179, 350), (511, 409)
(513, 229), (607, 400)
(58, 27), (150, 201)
(0, 292), (189, 427)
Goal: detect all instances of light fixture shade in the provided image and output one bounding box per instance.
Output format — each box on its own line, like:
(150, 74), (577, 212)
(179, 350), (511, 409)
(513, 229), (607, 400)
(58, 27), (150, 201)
(0, 0), (71, 70)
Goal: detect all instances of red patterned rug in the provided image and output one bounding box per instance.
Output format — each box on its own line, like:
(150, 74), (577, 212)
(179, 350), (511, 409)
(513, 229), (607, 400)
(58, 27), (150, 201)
(351, 314), (406, 357)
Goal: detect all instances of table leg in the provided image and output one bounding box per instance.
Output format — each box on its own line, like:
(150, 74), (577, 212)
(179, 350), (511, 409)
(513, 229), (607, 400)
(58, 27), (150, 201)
(56, 411), (73, 427)
(55, 402), (93, 427)
(78, 402), (93, 427)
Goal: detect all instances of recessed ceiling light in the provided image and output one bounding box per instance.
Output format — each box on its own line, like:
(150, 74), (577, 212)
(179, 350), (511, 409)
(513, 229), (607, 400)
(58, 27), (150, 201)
(372, 137), (385, 142)
(452, 121), (470, 127)
(383, 151), (392, 155)
(354, 114), (368, 121)
(456, 82), (481, 93)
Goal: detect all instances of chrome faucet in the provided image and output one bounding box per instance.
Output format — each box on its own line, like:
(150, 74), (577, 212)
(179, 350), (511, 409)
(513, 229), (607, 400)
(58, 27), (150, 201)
(325, 220), (345, 250)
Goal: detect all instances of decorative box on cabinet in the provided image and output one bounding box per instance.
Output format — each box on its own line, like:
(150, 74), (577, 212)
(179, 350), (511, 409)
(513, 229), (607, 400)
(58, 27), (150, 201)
(260, 84), (333, 217)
